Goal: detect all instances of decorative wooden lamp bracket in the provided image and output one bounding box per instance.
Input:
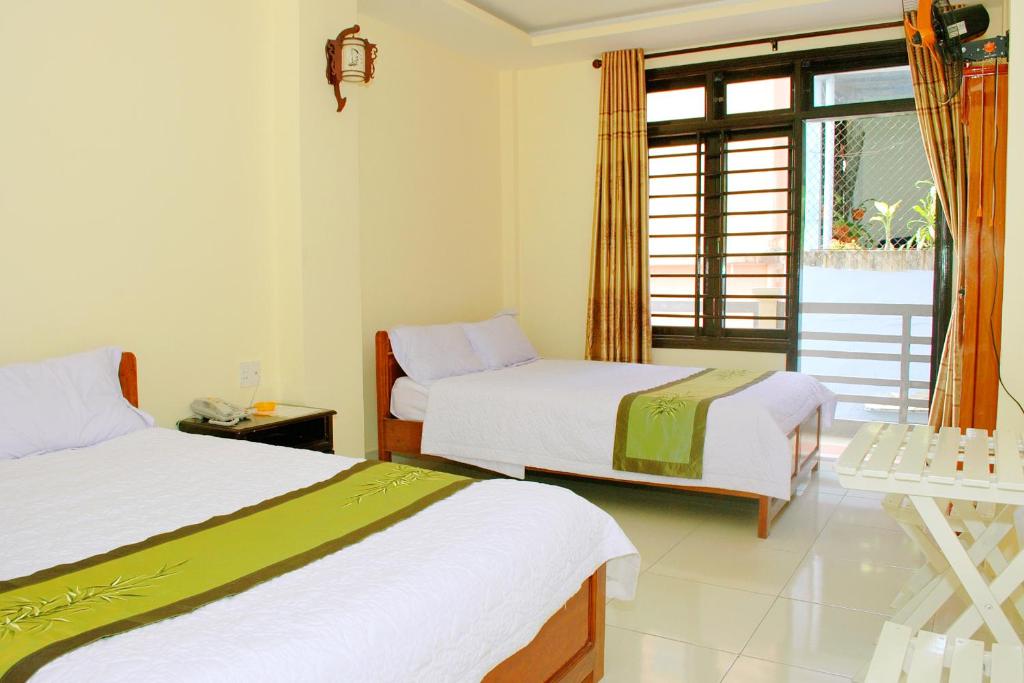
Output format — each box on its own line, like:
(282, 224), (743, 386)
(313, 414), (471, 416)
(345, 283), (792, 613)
(325, 24), (377, 113)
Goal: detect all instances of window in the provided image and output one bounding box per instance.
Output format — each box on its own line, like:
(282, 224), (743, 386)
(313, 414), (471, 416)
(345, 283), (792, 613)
(813, 66), (914, 107)
(649, 132), (793, 338)
(725, 77), (792, 114)
(647, 86), (705, 121)
(646, 40), (917, 353)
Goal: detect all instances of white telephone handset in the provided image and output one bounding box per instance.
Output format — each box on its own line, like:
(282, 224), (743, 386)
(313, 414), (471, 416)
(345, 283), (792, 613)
(190, 398), (251, 426)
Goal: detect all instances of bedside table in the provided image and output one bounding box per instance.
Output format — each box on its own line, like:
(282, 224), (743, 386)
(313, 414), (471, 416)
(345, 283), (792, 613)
(178, 405), (337, 453)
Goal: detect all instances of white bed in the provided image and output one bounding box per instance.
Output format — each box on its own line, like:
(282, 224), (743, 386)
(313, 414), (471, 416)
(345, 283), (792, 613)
(1, 427), (639, 682)
(397, 359), (836, 501)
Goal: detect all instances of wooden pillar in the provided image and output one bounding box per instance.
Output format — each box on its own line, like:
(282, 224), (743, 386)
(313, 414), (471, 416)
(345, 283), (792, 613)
(960, 63), (1008, 431)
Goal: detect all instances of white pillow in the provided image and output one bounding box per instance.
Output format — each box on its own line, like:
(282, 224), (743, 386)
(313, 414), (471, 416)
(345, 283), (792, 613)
(463, 312), (539, 370)
(388, 324), (485, 386)
(0, 347), (154, 459)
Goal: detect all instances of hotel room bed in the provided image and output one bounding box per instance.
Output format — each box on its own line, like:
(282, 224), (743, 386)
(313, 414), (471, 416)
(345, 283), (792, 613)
(1, 351), (639, 683)
(376, 330), (837, 538)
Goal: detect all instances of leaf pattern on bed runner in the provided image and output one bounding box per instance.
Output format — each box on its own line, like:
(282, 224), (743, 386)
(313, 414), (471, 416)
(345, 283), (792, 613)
(0, 561), (186, 639)
(339, 465), (445, 508)
(614, 368), (775, 478)
(0, 461), (474, 683)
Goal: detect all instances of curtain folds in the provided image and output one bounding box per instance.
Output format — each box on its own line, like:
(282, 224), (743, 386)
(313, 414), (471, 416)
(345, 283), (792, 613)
(905, 27), (969, 428)
(585, 48), (652, 364)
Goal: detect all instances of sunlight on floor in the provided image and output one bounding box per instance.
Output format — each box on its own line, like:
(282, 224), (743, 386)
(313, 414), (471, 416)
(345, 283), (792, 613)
(534, 463), (927, 683)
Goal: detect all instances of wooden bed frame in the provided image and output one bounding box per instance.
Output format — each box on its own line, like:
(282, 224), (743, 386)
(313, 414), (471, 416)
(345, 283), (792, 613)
(118, 351), (606, 683)
(374, 331), (822, 540)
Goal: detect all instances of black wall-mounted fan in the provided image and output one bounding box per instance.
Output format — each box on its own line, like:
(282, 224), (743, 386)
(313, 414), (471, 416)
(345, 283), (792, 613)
(902, 0), (990, 101)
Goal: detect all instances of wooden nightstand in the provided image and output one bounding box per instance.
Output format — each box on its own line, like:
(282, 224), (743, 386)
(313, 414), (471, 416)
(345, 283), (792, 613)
(177, 405), (337, 453)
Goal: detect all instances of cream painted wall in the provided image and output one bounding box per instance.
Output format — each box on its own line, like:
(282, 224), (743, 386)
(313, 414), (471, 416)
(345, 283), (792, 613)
(357, 14), (505, 451)
(0, 1), (282, 427)
(285, 0), (365, 456)
(512, 60), (599, 360)
(997, 0), (1024, 433)
(0, 0), (368, 455)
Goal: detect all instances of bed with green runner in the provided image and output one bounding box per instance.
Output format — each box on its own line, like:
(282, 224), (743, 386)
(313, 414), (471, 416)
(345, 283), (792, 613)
(0, 427), (638, 683)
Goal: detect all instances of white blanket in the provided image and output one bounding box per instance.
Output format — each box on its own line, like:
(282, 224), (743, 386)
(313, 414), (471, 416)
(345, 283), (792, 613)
(0, 428), (639, 683)
(421, 360), (836, 500)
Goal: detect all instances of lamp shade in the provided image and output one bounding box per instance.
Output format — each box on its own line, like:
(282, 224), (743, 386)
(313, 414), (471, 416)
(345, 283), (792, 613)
(340, 37), (367, 82)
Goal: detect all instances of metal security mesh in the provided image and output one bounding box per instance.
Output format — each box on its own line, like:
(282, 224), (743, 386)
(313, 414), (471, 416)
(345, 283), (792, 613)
(804, 113), (934, 250)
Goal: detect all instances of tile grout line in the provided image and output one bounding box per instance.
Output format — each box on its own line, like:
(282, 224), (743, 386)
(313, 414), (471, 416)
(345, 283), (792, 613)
(728, 473), (847, 678)
(640, 518), (703, 573)
(605, 622), (746, 657)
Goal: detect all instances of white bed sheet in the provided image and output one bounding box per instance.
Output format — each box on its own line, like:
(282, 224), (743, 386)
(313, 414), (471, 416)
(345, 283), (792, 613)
(0, 428), (639, 683)
(420, 359), (836, 500)
(391, 376), (429, 421)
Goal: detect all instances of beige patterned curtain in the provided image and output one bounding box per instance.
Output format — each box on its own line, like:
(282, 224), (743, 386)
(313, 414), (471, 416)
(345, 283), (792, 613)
(905, 21), (968, 427)
(585, 49), (652, 363)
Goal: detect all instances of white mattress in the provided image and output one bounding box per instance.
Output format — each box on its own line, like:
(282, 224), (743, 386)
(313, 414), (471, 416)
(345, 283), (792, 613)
(392, 376), (430, 421)
(0, 428), (639, 683)
(420, 359), (837, 500)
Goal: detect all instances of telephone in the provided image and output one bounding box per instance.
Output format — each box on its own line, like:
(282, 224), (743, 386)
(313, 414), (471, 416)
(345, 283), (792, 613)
(190, 398), (251, 426)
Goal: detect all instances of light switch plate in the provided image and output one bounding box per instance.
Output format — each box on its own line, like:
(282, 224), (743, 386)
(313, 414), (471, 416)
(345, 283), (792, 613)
(239, 361), (261, 388)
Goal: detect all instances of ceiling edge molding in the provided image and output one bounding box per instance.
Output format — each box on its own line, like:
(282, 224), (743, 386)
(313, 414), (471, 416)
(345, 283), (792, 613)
(443, 0), (532, 42)
(528, 0), (831, 47)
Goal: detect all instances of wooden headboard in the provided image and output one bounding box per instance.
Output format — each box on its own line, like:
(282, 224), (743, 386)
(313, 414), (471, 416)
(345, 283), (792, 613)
(375, 331), (404, 421)
(119, 352), (139, 408)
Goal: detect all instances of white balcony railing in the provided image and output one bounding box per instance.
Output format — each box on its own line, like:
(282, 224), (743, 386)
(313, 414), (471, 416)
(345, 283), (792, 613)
(799, 302), (933, 424)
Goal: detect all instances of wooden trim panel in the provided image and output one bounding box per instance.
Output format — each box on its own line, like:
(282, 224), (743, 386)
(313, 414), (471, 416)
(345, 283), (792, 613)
(119, 352), (139, 408)
(375, 331), (822, 539)
(485, 565), (606, 683)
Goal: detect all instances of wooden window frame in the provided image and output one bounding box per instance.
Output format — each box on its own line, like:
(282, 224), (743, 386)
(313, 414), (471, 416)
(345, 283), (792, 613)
(647, 40), (922, 358)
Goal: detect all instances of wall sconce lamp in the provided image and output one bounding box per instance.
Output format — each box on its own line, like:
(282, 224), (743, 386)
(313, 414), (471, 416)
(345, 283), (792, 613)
(325, 24), (377, 113)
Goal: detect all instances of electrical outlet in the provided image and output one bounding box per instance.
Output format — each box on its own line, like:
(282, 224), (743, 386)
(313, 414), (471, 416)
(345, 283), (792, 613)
(239, 361), (261, 389)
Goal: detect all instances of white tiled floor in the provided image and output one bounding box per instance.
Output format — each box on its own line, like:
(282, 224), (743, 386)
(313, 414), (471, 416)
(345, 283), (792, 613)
(532, 465), (926, 682)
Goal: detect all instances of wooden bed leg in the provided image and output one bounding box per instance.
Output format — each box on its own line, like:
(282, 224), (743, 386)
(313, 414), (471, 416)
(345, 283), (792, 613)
(592, 564), (606, 682)
(378, 450), (392, 462)
(758, 497), (771, 539)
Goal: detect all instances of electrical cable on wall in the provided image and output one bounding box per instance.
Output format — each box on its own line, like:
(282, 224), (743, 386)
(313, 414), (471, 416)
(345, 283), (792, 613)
(985, 62), (1024, 420)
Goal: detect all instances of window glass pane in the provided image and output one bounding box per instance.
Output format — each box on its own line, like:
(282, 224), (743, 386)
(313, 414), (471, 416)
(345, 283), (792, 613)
(725, 255), (787, 275)
(647, 87), (705, 122)
(722, 274), (788, 295)
(651, 143), (700, 156)
(650, 216), (698, 235)
(723, 298), (786, 329)
(653, 315), (696, 328)
(725, 213), (788, 233)
(650, 197), (698, 217)
(649, 155), (698, 176)
(727, 190), (788, 214)
(650, 176), (698, 196)
(651, 256), (698, 272)
(813, 66), (913, 107)
(728, 170), (789, 193)
(650, 236), (698, 256)
(652, 291), (696, 327)
(651, 276), (697, 296)
(725, 77), (791, 114)
(728, 137), (788, 151)
(725, 234), (787, 254)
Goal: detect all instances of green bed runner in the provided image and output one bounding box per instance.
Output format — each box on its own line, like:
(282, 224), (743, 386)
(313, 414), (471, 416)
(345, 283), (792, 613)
(0, 461), (473, 683)
(612, 368), (774, 478)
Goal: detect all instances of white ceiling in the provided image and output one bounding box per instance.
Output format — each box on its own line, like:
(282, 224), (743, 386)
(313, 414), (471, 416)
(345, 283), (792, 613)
(466, 0), (715, 33)
(357, 0), (915, 68)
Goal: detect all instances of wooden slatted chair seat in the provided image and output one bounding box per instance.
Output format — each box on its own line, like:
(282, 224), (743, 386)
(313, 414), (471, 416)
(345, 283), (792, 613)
(866, 621), (1024, 682)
